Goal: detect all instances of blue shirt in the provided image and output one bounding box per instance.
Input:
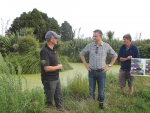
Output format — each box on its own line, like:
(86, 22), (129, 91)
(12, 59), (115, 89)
(117, 43), (140, 71)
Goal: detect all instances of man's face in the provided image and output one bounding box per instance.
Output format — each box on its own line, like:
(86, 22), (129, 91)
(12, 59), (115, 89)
(123, 38), (130, 45)
(93, 32), (102, 42)
(51, 37), (58, 45)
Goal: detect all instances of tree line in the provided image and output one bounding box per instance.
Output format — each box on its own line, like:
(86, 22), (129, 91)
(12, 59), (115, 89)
(7, 8), (74, 42)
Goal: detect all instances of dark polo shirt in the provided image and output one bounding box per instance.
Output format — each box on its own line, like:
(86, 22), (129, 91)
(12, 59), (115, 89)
(40, 43), (59, 81)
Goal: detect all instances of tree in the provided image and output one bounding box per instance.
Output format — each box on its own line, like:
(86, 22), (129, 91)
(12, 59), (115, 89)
(106, 30), (114, 40)
(9, 8), (60, 42)
(60, 21), (74, 41)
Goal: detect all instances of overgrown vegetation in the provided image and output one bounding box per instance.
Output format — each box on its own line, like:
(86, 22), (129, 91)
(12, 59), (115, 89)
(60, 71), (150, 113)
(1, 28), (150, 74)
(1, 52), (150, 112)
(0, 27), (72, 74)
(0, 53), (45, 113)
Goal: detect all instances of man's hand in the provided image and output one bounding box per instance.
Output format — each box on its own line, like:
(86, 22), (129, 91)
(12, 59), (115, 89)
(85, 64), (92, 71)
(102, 66), (111, 73)
(58, 64), (62, 69)
(127, 56), (132, 60)
(129, 71), (134, 76)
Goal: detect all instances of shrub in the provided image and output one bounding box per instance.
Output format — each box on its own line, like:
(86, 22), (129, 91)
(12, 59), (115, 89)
(138, 44), (150, 58)
(18, 35), (38, 54)
(57, 39), (92, 62)
(0, 34), (18, 56)
(5, 49), (72, 74)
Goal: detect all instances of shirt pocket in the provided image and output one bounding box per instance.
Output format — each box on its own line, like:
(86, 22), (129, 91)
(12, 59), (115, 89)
(90, 51), (96, 57)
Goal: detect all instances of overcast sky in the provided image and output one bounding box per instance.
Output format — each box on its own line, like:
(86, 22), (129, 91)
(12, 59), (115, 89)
(0, 0), (150, 40)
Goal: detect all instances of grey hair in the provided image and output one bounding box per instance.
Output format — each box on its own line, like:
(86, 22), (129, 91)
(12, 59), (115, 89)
(123, 34), (132, 42)
(93, 29), (103, 36)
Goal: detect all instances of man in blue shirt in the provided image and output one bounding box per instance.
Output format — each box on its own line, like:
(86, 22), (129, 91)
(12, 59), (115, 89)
(118, 34), (140, 95)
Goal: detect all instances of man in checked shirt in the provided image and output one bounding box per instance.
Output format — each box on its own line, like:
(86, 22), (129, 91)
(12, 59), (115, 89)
(80, 29), (118, 109)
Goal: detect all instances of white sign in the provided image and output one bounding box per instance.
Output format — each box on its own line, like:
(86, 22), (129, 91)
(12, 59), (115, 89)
(131, 58), (150, 76)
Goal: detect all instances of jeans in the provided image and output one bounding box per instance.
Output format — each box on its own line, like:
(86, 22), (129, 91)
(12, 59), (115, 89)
(43, 79), (63, 108)
(88, 71), (106, 102)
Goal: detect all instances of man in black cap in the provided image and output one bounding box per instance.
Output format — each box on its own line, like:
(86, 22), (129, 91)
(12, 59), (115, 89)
(40, 31), (64, 112)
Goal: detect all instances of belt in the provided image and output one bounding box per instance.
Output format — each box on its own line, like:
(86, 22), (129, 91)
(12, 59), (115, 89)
(91, 69), (103, 72)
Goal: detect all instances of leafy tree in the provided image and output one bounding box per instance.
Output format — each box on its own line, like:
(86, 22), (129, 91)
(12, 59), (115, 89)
(19, 27), (35, 36)
(106, 30), (114, 40)
(60, 21), (74, 41)
(50, 17), (60, 34)
(28, 9), (46, 41)
(9, 8), (60, 42)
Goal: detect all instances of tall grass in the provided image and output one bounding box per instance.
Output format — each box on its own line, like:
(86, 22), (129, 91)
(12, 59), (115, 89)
(67, 73), (89, 99)
(62, 71), (150, 113)
(0, 53), (45, 113)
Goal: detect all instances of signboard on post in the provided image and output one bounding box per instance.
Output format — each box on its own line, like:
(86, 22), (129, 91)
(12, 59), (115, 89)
(131, 58), (150, 76)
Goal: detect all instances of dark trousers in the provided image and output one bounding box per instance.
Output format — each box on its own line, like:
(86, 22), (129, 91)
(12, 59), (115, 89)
(43, 79), (63, 108)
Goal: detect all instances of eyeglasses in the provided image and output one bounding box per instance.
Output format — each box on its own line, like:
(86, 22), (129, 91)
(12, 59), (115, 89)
(95, 47), (98, 54)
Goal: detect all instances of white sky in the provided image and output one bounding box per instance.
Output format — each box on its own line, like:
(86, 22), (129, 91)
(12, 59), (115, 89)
(0, 0), (150, 40)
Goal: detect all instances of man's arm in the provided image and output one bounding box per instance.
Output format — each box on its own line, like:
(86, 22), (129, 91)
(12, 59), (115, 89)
(120, 56), (132, 62)
(44, 64), (62, 72)
(110, 56), (118, 66)
(102, 56), (118, 73)
(79, 54), (91, 71)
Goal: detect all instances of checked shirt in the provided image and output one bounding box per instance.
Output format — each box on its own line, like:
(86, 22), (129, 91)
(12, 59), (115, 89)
(80, 41), (117, 70)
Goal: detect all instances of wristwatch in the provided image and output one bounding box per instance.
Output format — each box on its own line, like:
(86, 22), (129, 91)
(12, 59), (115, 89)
(108, 64), (112, 67)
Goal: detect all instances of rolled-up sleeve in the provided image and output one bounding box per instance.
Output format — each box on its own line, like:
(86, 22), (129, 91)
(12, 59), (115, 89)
(108, 44), (118, 57)
(107, 44), (118, 57)
(80, 44), (90, 56)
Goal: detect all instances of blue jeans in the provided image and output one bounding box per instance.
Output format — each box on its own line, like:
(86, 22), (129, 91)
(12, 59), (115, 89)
(88, 71), (106, 102)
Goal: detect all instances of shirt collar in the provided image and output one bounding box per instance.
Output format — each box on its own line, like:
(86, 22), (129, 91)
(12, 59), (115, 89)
(45, 43), (54, 51)
(126, 43), (133, 49)
(94, 41), (103, 46)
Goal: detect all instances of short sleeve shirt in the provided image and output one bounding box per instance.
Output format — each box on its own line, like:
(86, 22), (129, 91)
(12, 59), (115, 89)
(40, 43), (59, 81)
(80, 41), (117, 70)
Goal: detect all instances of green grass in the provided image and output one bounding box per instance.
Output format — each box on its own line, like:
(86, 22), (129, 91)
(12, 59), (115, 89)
(61, 72), (150, 113)
(0, 53), (46, 113)
(1, 55), (150, 113)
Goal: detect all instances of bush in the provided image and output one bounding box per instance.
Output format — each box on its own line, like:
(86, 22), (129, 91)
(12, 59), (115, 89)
(5, 48), (41, 74)
(5, 49), (72, 74)
(57, 39), (92, 62)
(138, 44), (150, 58)
(18, 35), (38, 54)
(0, 34), (18, 56)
